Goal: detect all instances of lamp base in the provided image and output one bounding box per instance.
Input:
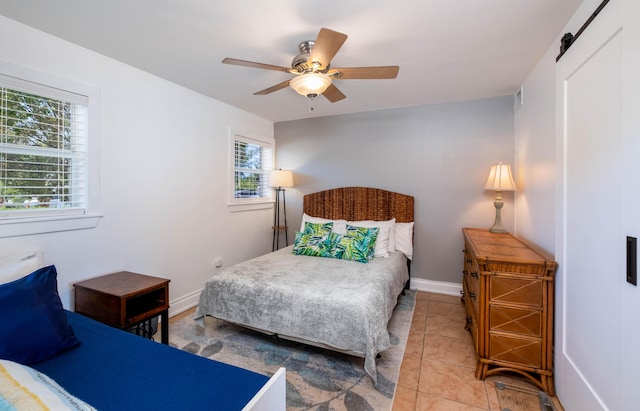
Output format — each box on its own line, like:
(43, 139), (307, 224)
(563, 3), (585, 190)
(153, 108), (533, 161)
(272, 188), (289, 251)
(490, 195), (508, 234)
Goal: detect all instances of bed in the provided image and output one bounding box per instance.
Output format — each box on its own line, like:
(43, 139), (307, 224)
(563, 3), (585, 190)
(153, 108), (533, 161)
(195, 187), (414, 385)
(0, 252), (286, 411)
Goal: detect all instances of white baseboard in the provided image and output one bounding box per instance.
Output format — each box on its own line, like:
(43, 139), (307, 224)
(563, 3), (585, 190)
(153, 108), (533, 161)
(168, 288), (201, 317)
(410, 278), (462, 297)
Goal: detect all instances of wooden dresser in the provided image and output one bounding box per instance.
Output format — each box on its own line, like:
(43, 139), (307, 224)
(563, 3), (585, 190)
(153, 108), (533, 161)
(461, 228), (557, 394)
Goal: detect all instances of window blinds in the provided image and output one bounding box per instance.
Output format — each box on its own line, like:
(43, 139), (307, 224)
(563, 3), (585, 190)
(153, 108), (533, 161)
(0, 75), (88, 218)
(233, 135), (272, 200)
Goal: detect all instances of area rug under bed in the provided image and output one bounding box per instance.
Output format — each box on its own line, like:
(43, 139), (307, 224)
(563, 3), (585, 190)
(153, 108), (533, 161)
(168, 290), (416, 410)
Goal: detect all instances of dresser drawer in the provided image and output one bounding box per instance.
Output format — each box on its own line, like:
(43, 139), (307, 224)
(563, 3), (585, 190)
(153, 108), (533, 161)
(488, 332), (542, 369)
(482, 260), (549, 276)
(468, 306), (479, 350)
(464, 246), (481, 277)
(463, 282), (479, 349)
(463, 273), (480, 316)
(489, 274), (543, 308)
(489, 304), (542, 337)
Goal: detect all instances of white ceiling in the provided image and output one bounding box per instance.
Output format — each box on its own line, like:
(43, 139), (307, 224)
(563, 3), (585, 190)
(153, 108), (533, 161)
(0, 0), (583, 122)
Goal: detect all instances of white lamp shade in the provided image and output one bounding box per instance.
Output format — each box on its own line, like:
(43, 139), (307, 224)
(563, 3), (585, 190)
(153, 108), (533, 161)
(269, 169), (294, 188)
(485, 163), (517, 191)
(289, 73), (332, 97)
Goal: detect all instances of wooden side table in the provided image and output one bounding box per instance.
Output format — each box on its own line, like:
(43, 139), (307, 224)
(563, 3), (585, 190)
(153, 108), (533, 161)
(74, 271), (170, 344)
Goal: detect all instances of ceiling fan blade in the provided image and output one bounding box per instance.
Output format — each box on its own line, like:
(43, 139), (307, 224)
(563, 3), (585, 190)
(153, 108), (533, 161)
(254, 80), (291, 95)
(328, 66), (399, 79)
(323, 84), (346, 103)
(222, 58), (292, 73)
(308, 28), (348, 70)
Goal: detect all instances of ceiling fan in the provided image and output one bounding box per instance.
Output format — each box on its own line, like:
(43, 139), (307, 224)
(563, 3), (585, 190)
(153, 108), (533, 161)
(222, 28), (399, 103)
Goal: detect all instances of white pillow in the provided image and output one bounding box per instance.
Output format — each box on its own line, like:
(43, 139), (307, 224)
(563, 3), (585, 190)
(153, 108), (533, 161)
(300, 213), (347, 234)
(0, 250), (43, 284)
(388, 222), (397, 252)
(394, 222), (415, 260)
(0, 360), (96, 410)
(347, 219), (395, 258)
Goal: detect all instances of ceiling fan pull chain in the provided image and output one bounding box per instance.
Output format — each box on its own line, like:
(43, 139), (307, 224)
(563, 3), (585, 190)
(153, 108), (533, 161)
(308, 96), (315, 114)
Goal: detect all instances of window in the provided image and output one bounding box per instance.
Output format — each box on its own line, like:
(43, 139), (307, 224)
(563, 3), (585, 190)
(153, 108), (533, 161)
(0, 74), (88, 220)
(230, 132), (273, 210)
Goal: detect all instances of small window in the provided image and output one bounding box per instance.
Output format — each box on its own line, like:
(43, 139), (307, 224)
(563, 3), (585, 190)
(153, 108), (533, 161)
(0, 74), (88, 219)
(230, 133), (273, 208)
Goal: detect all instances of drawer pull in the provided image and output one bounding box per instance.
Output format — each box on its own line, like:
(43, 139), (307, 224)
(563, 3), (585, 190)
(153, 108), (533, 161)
(471, 271), (479, 278)
(469, 292), (476, 300)
(466, 316), (473, 325)
(466, 259), (472, 264)
(462, 270), (468, 276)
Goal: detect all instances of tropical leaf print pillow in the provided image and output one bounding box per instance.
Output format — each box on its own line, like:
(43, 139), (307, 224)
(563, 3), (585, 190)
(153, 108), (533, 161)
(302, 221), (333, 236)
(293, 222), (336, 257)
(331, 225), (380, 263)
(346, 225), (379, 259)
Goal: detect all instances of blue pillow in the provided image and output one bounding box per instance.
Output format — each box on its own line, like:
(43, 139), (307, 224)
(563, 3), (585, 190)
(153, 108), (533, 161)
(0, 265), (80, 364)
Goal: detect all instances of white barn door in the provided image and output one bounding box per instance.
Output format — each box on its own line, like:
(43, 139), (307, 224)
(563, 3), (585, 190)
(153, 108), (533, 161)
(555, 1), (640, 409)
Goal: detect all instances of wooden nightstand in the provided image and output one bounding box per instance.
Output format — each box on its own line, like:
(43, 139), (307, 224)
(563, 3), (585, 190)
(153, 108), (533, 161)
(74, 271), (170, 344)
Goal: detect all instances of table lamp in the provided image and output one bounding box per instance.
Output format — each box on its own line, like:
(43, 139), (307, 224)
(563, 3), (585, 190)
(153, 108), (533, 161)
(485, 163), (517, 233)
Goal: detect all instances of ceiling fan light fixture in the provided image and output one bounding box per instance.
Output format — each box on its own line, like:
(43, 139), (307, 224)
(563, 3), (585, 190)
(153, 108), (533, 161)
(223, 28), (397, 104)
(289, 73), (332, 98)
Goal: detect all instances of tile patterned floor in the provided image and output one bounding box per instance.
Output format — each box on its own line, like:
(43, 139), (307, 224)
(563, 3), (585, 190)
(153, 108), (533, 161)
(392, 291), (564, 411)
(168, 292), (564, 410)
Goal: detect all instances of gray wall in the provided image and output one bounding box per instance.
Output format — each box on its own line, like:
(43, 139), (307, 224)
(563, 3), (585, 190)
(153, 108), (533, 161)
(275, 95), (515, 285)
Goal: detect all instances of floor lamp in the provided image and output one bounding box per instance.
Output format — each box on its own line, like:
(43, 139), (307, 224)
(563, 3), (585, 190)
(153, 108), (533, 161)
(485, 162), (517, 233)
(269, 169), (294, 251)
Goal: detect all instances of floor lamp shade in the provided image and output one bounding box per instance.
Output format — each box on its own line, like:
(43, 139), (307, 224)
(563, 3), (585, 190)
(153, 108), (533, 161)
(269, 170), (294, 189)
(485, 163), (517, 233)
(269, 169), (294, 251)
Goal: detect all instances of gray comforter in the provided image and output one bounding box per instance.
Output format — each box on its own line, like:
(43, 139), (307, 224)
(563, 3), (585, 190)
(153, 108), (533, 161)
(194, 246), (408, 385)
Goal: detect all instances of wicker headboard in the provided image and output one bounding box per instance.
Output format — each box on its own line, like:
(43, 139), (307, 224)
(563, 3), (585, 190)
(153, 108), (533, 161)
(303, 187), (414, 223)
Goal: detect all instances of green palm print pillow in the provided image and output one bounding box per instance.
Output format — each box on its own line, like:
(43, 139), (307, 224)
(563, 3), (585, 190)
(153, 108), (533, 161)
(293, 222), (335, 257)
(331, 225), (380, 263)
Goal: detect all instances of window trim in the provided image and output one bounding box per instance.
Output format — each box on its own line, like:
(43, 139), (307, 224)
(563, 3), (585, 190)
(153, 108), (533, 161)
(227, 129), (274, 212)
(0, 60), (102, 237)
(0, 213), (102, 238)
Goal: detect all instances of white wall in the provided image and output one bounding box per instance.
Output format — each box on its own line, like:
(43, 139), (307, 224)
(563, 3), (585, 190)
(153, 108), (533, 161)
(275, 96), (514, 289)
(0, 16), (275, 312)
(515, 0), (640, 409)
(513, 46), (557, 255)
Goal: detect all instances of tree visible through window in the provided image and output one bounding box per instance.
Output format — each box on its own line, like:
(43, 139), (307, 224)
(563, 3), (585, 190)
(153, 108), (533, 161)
(233, 135), (272, 201)
(0, 77), (88, 217)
